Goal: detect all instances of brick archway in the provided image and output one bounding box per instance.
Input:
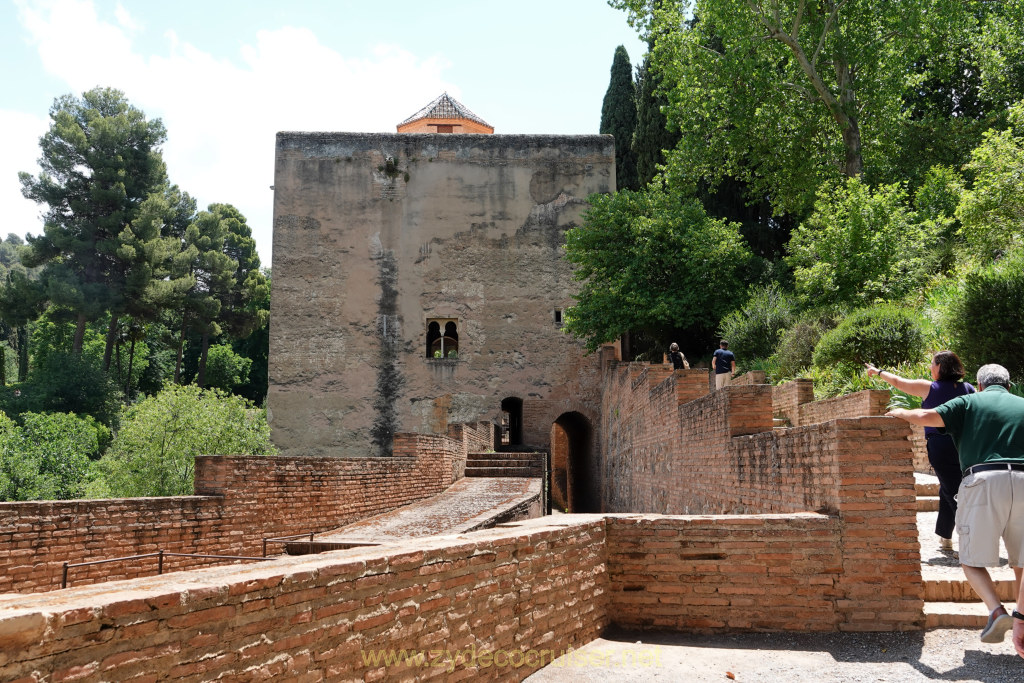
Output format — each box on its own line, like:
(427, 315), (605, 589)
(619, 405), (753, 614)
(551, 411), (598, 513)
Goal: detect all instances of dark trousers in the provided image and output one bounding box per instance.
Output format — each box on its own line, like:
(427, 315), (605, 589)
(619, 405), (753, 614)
(927, 433), (962, 539)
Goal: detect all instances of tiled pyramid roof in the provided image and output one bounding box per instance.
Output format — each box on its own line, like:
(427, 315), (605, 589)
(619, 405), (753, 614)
(398, 92), (491, 127)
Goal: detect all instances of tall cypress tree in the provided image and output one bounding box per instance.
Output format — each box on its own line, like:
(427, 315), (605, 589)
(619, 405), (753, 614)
(633, 57), (681, 187)
(600, 45), (639, 191)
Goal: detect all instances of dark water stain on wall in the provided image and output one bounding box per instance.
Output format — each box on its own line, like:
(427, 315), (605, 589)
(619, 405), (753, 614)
(371, 250), (404, 456)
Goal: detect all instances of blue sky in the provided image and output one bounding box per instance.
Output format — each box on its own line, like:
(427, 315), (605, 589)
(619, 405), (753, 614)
(1, 0), (648, 265)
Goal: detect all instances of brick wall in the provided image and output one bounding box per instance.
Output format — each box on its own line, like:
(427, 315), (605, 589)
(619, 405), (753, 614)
(772, 378), (815, 425)
(793, 389), (890, 426)
(606, 514), (844, 631)
(0, 518), (609, 682)
(599, 365), (923, 630)
(0, 431), (473, 595)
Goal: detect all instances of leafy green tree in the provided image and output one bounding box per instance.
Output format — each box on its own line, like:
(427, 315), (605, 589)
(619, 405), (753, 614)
(564, 187), (752, 351)
(21, 351), (122, 427)
(19, 88), (169, 357)
(98, 384), (276, 497)
(787, 179), (939, 308)
(615, 0), (977, 215)
(601, 45), (639, 191)
(0, 411), (99, 501)
(956, 99), (1024, 260)
(0, 411), (47, 501)
(204, 344), (252, 392)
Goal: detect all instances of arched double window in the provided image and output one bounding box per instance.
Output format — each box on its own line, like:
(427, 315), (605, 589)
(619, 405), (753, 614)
(426, 318), (459, 358)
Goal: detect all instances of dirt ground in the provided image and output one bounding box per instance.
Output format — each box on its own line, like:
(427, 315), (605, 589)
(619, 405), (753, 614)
(524, 627), (1024, 682)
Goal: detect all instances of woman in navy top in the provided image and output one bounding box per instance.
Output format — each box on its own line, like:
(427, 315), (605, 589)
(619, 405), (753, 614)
(865, 351), (975, 551)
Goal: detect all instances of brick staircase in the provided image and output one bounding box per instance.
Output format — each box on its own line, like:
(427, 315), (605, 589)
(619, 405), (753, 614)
(917, 476), (1018, 628)
(464, 451), (545, 478)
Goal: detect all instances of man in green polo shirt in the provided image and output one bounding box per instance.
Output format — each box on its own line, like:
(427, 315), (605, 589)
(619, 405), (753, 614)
(887, 364), (1024, 649)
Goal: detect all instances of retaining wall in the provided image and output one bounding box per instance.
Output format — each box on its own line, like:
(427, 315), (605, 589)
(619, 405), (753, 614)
(0, 423), (491, 594)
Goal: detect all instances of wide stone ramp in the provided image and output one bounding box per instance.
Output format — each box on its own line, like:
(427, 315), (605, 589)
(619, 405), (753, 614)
(285, 477), (541, 553)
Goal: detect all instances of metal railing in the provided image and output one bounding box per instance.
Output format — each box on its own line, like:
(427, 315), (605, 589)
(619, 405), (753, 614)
(262, 532), (316, 557)
(61, 550), (271, 589)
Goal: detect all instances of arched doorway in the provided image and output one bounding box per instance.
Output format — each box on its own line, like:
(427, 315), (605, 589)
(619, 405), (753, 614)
(498, 397), (523, 447)
(551, 412), (597, 513)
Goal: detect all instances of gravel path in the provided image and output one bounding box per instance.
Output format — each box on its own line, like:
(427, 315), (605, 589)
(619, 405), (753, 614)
(524, 627), (1024, 682)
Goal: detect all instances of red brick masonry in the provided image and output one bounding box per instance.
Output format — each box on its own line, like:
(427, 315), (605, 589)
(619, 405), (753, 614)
(0, 424), (491, 594)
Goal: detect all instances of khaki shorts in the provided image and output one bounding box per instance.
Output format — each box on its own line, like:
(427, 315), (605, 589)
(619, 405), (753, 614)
(955, 469), (1024, 567)
(715, 372), (732, 390)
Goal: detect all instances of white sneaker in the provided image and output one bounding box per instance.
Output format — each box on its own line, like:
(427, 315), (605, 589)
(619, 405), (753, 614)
(939, 537), (953, 551)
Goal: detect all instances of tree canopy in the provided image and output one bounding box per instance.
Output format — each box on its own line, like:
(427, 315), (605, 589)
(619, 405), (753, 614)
(19, 87), (169, 355)
(564, 187), (752, 351)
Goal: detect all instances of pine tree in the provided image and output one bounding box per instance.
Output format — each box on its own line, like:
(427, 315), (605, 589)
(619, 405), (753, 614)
(19, 88), (168, 356)
(600, 45), (639, 191)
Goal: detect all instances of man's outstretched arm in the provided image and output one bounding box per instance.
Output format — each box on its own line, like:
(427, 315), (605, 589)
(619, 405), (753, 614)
(886, 408), (946, 428)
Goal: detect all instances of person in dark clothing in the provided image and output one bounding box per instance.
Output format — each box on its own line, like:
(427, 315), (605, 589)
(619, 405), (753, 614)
(668, 343), (689, 370)
(712, 339), (735, 390)
(865, 351), (975, 551)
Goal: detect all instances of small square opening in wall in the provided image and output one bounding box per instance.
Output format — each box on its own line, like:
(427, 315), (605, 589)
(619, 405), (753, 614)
(554, 309), (563, 327)
(426, 318), (459, 358)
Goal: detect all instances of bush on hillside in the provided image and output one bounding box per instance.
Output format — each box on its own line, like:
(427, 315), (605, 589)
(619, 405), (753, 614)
(945, 251), (1024, 378)
(775, 310), (840, 378)
(812, 304), (927, 369)
(717, 284), (797, 362)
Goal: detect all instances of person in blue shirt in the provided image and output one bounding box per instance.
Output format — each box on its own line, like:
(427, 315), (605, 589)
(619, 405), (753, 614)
(866, 351), (975, 551)
(712, 339), (735, 390)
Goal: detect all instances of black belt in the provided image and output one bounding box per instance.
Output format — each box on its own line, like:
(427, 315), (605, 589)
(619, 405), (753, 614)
(963, 462), (1024, 476)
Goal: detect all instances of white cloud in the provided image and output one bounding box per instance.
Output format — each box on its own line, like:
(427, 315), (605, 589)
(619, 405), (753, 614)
(0, 109), (49, 239)
(11, 0), (457, 264)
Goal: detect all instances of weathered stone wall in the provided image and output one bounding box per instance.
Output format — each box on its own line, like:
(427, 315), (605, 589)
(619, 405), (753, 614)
(0, 426), (486, 595)
(268, 132), (613, 458)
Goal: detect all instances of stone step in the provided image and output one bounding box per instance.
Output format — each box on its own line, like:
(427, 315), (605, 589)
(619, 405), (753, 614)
(923, 577), (1016, 603)
(464, 466), (541, 478)
(916, 481), (939, 496)
(466, 458), (543, 468)
(923, 602), (1019, 629)
(917, 496), (939, 512)
(467, 452), (545, 462)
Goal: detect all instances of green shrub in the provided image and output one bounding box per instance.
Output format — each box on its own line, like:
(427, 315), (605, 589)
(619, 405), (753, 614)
(717, 284), (797, 362)
(945, 251), (1024, 378)
(812, 304), (927, 369)
(775, 310), (840, 378)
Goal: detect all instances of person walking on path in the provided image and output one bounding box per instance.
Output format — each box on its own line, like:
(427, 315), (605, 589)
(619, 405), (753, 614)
(865, 351), (975, 551)
(712, 339), (735, 390)
(888, 364), (1024, 645)
(668, 343), (689, 370)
